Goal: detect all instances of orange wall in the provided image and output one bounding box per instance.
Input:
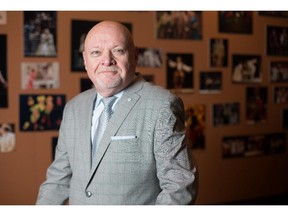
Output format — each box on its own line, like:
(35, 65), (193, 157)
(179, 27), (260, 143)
(0, 11), (288, 204)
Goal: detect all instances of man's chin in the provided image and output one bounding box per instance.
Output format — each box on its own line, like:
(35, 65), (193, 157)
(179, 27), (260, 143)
(98, 78), (122, 89)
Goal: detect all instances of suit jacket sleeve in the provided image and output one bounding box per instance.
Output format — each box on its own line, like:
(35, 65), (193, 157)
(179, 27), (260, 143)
(154, 94), (198, 204)
(36, 103), (72, 205)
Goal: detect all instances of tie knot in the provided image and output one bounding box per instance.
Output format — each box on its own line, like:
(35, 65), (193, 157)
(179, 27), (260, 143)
(101, 96), (116, 109)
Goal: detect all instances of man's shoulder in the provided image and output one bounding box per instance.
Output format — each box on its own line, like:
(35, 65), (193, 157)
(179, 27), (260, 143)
(142, 81), (176, 99)
(126, 74), (173, 99)
(67, 88), (96, 106)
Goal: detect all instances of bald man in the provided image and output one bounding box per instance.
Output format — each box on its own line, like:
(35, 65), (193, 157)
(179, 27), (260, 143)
(36, 21), (198, 205)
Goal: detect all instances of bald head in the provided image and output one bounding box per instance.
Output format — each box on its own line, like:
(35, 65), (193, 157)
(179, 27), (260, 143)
(82, 20), (138, 97)
(84, 21), (135, 52)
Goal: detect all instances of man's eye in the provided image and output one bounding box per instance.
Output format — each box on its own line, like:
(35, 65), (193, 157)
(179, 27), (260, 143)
(91, 50), (100, 56)
(114, 49), (125, 55)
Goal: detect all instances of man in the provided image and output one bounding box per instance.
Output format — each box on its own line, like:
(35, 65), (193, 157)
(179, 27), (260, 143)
(36, 20), (198, 205)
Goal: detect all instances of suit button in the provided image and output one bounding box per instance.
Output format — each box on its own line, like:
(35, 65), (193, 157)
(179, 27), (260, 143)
(86, 191), (92, 197)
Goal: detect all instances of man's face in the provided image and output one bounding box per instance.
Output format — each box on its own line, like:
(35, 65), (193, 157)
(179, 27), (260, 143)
(82, 22), (137, 97)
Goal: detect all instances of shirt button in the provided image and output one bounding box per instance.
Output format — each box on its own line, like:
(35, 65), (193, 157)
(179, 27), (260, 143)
(86, 191), (92, 197)
(128, 98), (131, 102)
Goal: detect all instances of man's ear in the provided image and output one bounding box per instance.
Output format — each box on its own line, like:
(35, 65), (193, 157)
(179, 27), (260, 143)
(82, 51), (87, 70)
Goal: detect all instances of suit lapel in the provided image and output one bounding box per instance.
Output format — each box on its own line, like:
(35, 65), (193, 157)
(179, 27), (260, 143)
(86, 75), (145, 185)
(78, 90), (97, 187)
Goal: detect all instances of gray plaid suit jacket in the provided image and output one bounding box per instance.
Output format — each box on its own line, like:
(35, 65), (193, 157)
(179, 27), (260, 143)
(36, 73), (198, 205)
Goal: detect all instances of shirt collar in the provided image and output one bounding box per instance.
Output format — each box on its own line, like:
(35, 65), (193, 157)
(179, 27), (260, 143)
(94, 91), (124, 109)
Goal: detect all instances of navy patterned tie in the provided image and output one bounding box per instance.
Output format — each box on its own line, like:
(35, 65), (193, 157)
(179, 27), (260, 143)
(92, 96), (117, 159)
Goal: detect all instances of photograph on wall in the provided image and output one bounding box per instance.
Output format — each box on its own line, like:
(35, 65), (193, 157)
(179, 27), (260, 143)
(232, 54), (262, 83)
(283, 108), (288, 129)
(265, 133), (287, 154)
(266, 26), (288, 56)
(80, 78), (94, 92)
(19, 94), (66, 131)
(137, 47), (162, 68)
(21, 62), (60, 89)
(199, 71), (222, 93)
(166, 53), (193, 93)
(210, 38), (228, 67)
(212, 102), (240, 126)
(185, 104), (205, 149)
(222, 132), (286, 159)
(270, 61), (288, 82)
(222, 135), (246, 158)
(0, 34), (8, 108)
(24, 11), (57, 57)
(0, 123), (15, 153)
(219, 11), (253, 34)
(71, 20), (132, 72)
(71, 20), (99, 72)
(246, 87), (267, 124)
(259, 11), (288, 18)
(52, 136), (58, 160)
(0, 11), (7, 25)
(156, 11), (202, 40)
(273, 86), (288, 104)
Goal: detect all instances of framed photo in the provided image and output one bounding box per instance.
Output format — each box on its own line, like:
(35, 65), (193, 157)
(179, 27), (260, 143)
(71, 20), (132, 72)
(71, 20), (99, 72)
(51, 136), (58, 160)
(166, 52), (193, 93)
(156, 11), (202, 39)
(266, 26), (288, 56)
(273, 86), (288, 103)
(243, 135), (266, 157)
(259, 11), (288, 18)
(199, 71), (222, 93)
(21, 62), (60, 89)
(232, 54), (262, 83)
(246, 87), (268, 124)
(185, 104), (205, 149)
(19, 94), (66, 131)
(80, 78), (93, 92)
(222, 135), (245, 158)
(212, 102), (240, 126)
(24, 11), (57, 57)
(0, 34), (8, 108)
(265, 133), (286, 154)
(210, 38), (228, 67)
(0, 123), (16, 153)
(219, 11), (253, 34)
(283, 108), (288, 129)
(270, 61), (288, 82)
(222, 133), (286, 159)
(0, 11), (7, 25)
(137, 47), (162, 68)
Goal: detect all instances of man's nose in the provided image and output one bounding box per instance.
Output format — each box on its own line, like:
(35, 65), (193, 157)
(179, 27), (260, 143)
(101, 51), (116, 66)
